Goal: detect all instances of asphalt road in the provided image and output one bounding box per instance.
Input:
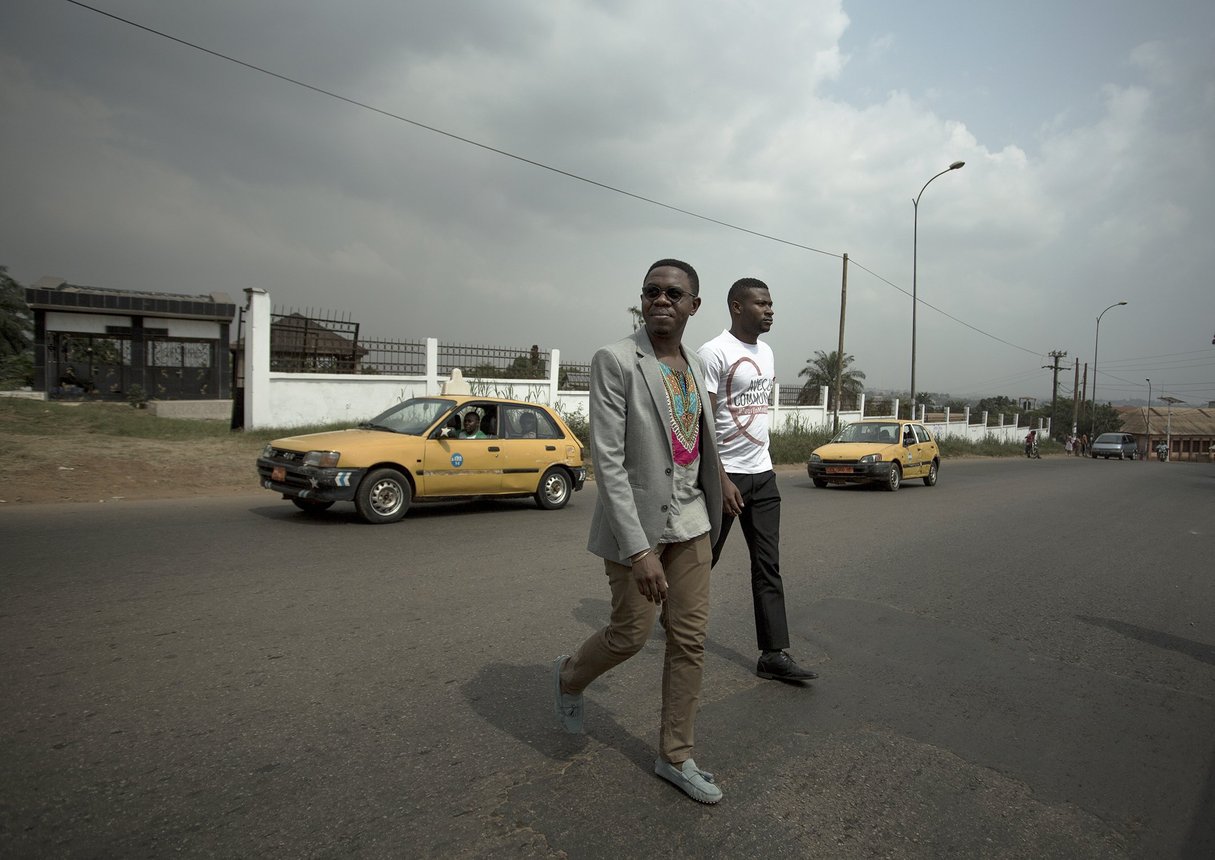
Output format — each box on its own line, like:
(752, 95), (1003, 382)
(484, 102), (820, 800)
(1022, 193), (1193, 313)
(2, 457), (1213, 858)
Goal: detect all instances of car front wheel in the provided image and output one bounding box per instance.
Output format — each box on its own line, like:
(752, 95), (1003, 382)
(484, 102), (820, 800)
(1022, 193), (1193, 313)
(923, 460), (938, 487)
(811, 477), (828, 488)
(535, 467), (572, 510)
(884, 463), (902, 492)
(355, 468), (412, 524)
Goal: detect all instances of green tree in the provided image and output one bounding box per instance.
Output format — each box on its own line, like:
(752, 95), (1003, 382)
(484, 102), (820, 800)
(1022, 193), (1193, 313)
(799, 349), (865, 408)
(977, 395), (1017, 423)
(1083, 401), (1123, 438)
(1, 266), (31, 357)
(508, 345), (546, 379)
(0, 266), (33, 388)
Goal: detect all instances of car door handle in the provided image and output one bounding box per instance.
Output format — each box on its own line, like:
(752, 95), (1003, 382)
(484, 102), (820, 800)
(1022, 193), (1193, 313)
(545, 445), (556, 451)
(488, 446), (500, 452)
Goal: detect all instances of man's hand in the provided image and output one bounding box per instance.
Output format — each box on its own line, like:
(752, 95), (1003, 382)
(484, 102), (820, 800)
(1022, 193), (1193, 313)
(721, 471), (744, 518)
(632, 553), (668, 604)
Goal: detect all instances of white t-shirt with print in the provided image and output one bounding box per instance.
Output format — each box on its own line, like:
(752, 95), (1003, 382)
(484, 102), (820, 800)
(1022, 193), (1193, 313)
(697, 330), (774, 474)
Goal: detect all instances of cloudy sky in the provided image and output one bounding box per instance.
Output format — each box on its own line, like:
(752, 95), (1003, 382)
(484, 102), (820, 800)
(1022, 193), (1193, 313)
(3, 0), (1213, 404)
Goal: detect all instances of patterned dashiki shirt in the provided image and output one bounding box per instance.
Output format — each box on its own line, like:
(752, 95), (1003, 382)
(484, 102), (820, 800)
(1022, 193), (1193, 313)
(660, 362), (701, 465)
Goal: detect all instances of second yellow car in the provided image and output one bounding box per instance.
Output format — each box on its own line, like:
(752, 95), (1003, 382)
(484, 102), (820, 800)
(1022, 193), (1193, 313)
(807, 419), (940, 491)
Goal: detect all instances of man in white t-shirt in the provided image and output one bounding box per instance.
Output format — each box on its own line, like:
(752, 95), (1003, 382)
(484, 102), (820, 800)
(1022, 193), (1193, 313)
(698, 277), (817, 683)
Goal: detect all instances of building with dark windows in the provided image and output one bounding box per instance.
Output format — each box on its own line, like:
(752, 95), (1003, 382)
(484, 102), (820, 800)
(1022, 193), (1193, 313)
(24, 277), (236, 402)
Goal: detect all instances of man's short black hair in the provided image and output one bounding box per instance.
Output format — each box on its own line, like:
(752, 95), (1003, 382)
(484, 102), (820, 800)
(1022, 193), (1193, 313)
(645, 258), (699, 295)
(728, 277), (769, 307)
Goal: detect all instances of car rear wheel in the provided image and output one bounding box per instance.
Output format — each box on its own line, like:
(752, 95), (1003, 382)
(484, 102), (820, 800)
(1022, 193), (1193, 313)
(535, 467), (572, 510)
(292, 498), (334, 513)
(811, 477), (828, 488)
(355, 468), (411, 524)
(884, 463), (902, 492)
(923, 460), (938, 486)
(1128, 451), (1136, 460)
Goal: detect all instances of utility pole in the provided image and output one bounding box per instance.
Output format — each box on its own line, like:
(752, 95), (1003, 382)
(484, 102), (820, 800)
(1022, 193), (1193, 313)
(1043, 350), (1067, 439)
(1081, 362), (1089, 432)
(1071, 358), (1080, 436)
(833, 254), (848, 433)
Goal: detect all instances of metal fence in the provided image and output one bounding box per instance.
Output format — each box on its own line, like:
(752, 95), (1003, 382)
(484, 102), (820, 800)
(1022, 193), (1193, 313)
(267, 308), (593, 388)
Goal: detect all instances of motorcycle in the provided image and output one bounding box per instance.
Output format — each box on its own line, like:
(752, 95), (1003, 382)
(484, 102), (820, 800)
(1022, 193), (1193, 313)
(1155, 443), (1168, 461)
(1025, 439), (1041, 459)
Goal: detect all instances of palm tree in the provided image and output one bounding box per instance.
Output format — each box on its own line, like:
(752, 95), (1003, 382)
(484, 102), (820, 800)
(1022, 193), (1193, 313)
(798, 349), (866, 408)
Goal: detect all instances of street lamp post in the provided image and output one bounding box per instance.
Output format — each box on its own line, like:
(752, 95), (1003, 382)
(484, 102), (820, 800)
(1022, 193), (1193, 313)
(910, 160), (965, 417)
(1090, 301), (1127, 434)
(1161, 394), (1184, 461)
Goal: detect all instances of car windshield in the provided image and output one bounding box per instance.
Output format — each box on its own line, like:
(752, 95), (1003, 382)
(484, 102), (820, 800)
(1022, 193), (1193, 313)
(359, 398), (456, 435)
(1094, 433), (1121, 444)
(832, 422), (900, 444)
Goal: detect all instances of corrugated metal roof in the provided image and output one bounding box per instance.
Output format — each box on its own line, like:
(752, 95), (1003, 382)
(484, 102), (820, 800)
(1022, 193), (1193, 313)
(30, 276), (232, 305)
(1117, 406), (1215, 436)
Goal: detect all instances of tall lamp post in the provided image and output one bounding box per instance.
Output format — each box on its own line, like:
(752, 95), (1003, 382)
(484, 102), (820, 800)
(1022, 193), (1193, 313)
(1090, 300), (1127, 434)
(1161, 394), (1184, 461)
(910, 160), (965, 417)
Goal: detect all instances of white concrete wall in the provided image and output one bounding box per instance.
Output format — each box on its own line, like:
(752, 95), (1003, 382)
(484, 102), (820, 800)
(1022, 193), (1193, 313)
(240, 291), (1042, 441)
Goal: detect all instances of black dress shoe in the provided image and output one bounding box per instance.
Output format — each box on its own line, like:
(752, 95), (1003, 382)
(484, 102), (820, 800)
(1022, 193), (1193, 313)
(756, 651), (818, 682)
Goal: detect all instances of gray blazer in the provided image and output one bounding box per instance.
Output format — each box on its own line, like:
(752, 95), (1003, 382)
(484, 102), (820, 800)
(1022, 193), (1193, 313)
(586, 327), (724, 563)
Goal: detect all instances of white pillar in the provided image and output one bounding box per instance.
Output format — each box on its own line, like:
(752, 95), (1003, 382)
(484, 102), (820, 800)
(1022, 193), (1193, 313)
(425, 338), (439, 395)
(858, 392), (866, 417)
(548, 348), (560, 406)
(243, 288), (271, 430)
(892, 398), (900, 419)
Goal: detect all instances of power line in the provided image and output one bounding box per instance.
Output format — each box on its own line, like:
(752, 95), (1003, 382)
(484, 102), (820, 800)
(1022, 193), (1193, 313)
(63, 0), (1048, 362)
(1099, 347), (1214, 363)
(63, 0), (844, 258)
(847, 259), (1043, 356)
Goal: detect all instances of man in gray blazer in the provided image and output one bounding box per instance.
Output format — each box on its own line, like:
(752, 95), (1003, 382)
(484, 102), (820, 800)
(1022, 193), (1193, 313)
(553, 258), (742, 805)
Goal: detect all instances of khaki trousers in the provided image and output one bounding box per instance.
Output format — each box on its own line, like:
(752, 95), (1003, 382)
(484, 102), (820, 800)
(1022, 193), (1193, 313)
(561, 534), (711, 764)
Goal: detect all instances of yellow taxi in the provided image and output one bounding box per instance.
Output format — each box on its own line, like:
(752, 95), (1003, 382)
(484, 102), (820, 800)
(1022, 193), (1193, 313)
(806, 418), (940, 491)
(257, 395), (586, 523)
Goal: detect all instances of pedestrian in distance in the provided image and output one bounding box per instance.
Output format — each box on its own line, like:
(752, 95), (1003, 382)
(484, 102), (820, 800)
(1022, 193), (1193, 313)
(553, 258), (742, 805)
(697, 277), (818, 683)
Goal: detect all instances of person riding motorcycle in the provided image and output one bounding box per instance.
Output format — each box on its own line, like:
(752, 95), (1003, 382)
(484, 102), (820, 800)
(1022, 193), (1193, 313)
(1024, 429), (1040, 459)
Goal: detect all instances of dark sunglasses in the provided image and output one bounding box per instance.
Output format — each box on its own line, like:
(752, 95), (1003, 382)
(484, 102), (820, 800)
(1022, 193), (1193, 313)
(641, 285), (694, 303)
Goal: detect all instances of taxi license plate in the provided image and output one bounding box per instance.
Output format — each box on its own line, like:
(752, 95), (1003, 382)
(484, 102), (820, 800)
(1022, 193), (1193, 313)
(271, 466), (286, 482)
(825, 466), (851, 474)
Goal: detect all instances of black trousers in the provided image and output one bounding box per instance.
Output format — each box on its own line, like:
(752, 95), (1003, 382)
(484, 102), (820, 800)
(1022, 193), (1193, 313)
(711, 469), (790, 652)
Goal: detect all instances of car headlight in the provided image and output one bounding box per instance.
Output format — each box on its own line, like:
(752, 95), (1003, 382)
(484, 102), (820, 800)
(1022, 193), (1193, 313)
(858, 453), (883, 464)
(808, 453), (822, 463)
(303, 450), (341, 468)
(261, 443), (274, 458)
